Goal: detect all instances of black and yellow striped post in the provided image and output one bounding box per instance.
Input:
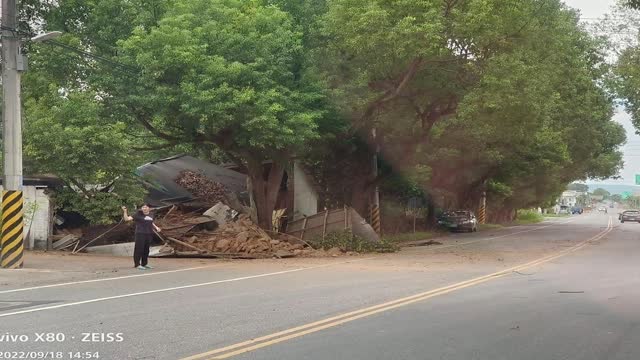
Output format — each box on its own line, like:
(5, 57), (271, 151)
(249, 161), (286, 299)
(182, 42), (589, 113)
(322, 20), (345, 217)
(478, 191), (487, 225)
(370, 204), (381, 235)
(1, 190), (24, 268)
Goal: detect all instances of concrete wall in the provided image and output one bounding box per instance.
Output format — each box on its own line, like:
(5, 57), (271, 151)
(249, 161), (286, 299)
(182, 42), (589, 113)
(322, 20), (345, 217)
(85, 242), (135, 257)
(0, 185), (52, 250)
(292, 161), (319, 221)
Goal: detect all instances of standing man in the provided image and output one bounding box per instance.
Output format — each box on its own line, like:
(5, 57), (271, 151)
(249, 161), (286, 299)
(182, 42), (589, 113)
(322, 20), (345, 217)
(122, 204), (161, 270)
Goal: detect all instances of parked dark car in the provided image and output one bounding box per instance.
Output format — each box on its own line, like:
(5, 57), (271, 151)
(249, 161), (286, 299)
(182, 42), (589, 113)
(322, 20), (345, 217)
(620, 210), (640, 223)
(438, 210), (478, 232)
(571, 207), (583, 214)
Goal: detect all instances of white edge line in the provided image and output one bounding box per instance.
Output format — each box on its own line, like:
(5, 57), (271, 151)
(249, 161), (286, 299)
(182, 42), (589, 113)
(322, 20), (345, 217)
(420, 218), (577, 251)
(0, 265), (230, 294)
(0, 256), (373, 295)
(0, 216), (605, 318)
(0, 258), (376, 318)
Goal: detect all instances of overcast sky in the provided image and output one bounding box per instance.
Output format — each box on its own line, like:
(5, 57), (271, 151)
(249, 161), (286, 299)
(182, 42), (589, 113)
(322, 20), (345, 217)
(562, 0), (640, 185)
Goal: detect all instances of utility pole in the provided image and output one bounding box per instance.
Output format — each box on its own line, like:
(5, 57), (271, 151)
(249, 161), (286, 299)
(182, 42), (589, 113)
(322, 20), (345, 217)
(1, 0), (25, 268)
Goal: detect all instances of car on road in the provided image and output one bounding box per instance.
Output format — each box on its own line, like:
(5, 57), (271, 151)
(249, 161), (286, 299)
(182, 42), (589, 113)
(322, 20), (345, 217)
(438, 210), (478, 232)
(597, 206), (608, 213)
(571, 207), (583, 214)
(619, 210), (640, 223)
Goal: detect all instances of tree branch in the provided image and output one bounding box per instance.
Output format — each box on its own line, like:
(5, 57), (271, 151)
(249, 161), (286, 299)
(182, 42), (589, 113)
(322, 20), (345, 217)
(361, 57), (424, 123)
(68, 178), (93, 199)
(132, 108), (181, 142)
(132, 142), (178, 151)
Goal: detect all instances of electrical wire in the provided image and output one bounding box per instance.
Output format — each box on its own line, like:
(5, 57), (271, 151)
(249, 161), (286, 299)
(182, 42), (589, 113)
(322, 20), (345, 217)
(0, 24), (139, 76)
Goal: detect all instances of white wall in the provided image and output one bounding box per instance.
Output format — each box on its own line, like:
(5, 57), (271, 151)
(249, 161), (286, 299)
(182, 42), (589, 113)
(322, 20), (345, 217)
(0, 185), (52, 249)
(293, 161), (319, 221)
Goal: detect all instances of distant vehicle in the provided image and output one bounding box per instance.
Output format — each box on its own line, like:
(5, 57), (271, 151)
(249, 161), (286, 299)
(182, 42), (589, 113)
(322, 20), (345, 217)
(610, 203), (614, 208)
(597, 206), (607, 213)
(558, 205), (570, 214)
(438, 210), (478, 232)
(571, 207), (583, 214)
(620, 210), (640, 223)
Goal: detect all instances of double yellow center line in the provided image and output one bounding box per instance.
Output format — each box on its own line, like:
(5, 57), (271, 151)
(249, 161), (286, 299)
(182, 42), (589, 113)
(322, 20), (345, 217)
(183, 217), (613, 360)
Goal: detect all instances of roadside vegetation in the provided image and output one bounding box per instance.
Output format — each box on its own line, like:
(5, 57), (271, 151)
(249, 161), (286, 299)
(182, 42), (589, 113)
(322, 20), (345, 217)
(514, 210), (545, 225)
(14, 0), (628, 230)
(310, 231), (399, 253)
(544, 213), (571, 218)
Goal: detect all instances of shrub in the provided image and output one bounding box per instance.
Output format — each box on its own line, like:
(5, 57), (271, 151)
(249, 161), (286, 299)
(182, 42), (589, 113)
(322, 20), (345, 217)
(309, 230), (398, 253)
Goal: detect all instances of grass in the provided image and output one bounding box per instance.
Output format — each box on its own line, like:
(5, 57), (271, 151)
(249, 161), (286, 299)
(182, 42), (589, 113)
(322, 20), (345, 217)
(543, 213), (570, 218)
(383, 231), (437, 243)
(513, 209), (545, 225)
(310, 230), (399, 253)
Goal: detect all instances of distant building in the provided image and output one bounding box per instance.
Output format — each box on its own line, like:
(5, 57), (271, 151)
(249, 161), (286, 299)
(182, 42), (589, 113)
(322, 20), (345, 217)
(559, 190), (580, 207)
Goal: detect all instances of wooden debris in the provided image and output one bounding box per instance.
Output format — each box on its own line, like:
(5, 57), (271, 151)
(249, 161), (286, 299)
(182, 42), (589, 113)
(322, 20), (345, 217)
(175, 170), (228, 204)
(52, 235), (80, 250)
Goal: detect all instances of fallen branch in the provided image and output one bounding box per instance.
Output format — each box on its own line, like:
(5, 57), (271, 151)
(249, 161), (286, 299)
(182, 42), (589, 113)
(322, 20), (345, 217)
(165, 236), (208, 254)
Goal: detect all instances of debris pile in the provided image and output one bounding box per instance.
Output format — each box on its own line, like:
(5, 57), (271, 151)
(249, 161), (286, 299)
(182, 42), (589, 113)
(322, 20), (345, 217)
(175, 170), (228, 204)
(51, 228), (82, 250)
(155, 205), (315, 258)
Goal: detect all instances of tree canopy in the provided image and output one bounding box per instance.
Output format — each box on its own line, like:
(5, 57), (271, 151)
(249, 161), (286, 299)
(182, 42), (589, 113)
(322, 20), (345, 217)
(18, 0), (627, 226)
(311, 0), (624, 221)
(567, 183), (589, 193)
(592, 188), (611, 200)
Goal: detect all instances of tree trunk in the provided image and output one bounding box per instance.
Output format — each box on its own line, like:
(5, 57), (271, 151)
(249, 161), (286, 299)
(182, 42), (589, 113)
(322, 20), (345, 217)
(426, 193), (436, 227)
(349, 177), (370, 216)
(246, 161), (285, 230)
(489, 206), (515, 223)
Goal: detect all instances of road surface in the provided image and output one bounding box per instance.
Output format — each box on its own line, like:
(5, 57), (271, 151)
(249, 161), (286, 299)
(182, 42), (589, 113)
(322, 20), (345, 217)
(1, 212), (638, 360)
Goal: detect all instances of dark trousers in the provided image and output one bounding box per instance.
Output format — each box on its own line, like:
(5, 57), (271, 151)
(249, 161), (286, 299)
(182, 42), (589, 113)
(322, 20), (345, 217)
(134, 233), (153, 267)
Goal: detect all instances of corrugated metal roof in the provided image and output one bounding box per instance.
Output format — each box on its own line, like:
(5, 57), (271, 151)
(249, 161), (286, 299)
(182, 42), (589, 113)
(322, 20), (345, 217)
(135, 155), (247, 205)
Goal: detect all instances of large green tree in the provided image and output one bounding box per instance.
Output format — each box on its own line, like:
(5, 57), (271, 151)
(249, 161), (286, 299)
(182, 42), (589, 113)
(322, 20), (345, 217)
(110, 0), (327, 229)
(18, 1), (167, 224)
(592, 188), (611, 200)
(20, 0), (626, 227)
(312, 0), (624, 221)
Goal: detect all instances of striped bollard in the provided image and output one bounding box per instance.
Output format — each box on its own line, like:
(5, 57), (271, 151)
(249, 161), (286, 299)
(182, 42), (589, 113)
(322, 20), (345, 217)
(371, 205), (381, 235)
(1, 190), (24, 268)
(478, 192), (487, 225)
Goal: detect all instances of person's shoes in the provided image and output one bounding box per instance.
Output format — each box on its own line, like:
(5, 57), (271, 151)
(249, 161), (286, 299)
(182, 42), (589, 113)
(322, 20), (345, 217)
(143, 265), (153, 269)
(136, 265), (147, 270)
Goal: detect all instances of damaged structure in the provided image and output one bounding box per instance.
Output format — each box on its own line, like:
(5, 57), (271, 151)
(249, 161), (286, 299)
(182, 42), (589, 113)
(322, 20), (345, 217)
(66, 154), (379, 258)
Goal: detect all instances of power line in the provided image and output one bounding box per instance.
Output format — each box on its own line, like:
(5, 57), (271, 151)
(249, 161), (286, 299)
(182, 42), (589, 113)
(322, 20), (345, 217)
(0, 25), (139, 75)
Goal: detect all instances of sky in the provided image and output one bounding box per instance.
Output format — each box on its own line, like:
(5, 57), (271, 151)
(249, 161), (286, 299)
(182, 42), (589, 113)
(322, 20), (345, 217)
(563, 0), (640, 185)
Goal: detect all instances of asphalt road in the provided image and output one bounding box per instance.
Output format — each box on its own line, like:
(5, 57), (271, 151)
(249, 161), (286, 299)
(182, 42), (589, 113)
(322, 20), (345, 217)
(1, 212), (638, 360)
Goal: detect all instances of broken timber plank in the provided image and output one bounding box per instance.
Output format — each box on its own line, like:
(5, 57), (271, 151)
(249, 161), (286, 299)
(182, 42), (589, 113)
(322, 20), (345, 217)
(166, 236), (209, 254)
